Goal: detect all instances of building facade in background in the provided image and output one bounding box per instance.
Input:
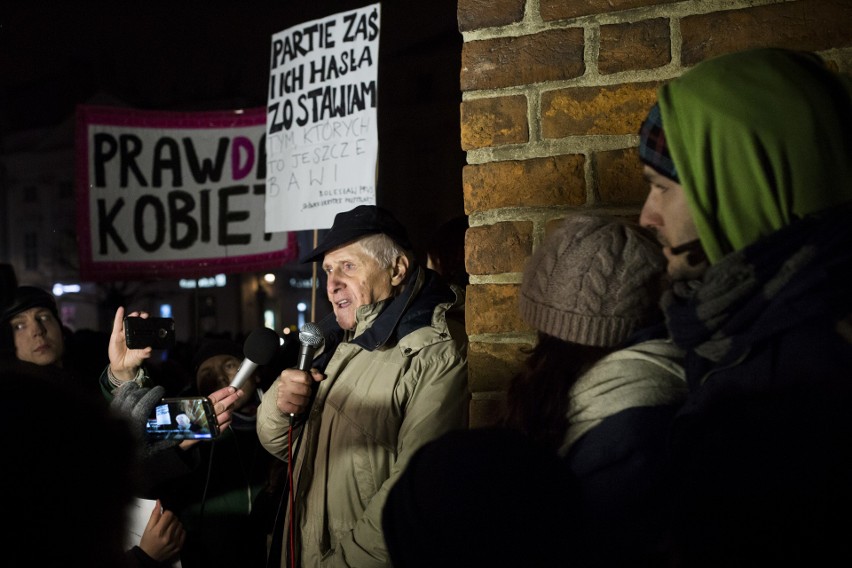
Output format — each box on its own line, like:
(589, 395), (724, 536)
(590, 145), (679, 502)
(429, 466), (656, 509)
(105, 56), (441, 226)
(0, 115), (327, 340)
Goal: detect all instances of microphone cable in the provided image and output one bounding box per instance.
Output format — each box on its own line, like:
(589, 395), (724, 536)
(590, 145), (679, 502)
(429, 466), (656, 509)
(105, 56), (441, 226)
(264, 401), (307, 568)
(286, 417), (307, 568)
(288, 422), (296, 568)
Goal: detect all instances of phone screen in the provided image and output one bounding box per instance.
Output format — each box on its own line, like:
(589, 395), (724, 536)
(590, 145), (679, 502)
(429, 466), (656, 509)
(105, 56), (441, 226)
(145, 397), (219, 440)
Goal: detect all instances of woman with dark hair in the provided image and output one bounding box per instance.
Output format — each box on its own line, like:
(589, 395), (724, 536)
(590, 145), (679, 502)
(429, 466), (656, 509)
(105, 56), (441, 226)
(503, 214), (686, 567)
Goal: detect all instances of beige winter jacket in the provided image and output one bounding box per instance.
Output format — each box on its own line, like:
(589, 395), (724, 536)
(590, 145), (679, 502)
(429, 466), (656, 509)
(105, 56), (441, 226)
(257, 267), (469, 568)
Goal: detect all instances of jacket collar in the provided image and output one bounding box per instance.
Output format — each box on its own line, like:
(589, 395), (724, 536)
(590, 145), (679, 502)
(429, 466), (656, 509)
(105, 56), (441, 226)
(314, 266), (455, 368)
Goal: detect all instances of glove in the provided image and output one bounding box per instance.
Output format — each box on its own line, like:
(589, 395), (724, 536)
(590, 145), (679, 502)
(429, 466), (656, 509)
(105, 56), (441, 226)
(111, 381), (180, 456)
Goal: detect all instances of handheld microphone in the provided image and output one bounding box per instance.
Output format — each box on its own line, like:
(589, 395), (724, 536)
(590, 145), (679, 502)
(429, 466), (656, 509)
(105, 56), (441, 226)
(229, 327), (281, 390)
(290, 322), (325, 420)
(296, 322), (324, 372)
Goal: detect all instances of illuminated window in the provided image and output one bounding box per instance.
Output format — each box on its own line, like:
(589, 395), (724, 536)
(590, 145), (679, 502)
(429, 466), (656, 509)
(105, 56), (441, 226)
(264, 309), (276, 330)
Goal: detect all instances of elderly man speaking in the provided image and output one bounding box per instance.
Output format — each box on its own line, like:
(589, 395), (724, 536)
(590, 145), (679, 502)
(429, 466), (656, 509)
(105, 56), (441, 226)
(257, 205), (469, 568)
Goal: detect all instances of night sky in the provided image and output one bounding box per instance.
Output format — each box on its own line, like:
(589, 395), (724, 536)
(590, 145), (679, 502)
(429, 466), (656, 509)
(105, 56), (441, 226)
(1, 1), (466, 255)
(0, 1), (398, 134)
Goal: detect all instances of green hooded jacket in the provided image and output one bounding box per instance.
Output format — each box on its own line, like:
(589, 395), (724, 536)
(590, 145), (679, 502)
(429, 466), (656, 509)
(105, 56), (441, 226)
(657, 48), (852, 263)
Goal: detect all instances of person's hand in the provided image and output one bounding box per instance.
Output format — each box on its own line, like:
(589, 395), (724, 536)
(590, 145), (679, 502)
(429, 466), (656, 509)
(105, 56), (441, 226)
(139, 500), (185, 563)
(108, 306), (152, 382)
(275, 368), (325, 416)
(178, 385), (243, 450)
(207, 384), (242, 430)
(112, 381), (183, 456)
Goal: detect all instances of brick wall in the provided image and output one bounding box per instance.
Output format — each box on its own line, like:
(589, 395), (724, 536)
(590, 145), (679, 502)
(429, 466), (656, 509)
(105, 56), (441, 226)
(457, 0), (852, 427)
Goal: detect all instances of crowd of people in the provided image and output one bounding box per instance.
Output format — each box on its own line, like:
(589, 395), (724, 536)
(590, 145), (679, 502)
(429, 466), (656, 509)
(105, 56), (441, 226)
(0, 281), (287, 567)
(2, 46), (851, 567)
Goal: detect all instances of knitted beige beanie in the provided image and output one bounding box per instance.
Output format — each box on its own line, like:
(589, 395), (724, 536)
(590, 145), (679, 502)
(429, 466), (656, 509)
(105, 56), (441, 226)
(519, 214), (666, 347)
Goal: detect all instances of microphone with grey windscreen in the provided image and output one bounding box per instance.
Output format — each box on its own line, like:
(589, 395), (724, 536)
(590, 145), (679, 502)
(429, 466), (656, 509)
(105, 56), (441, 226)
(296, 322), (324, 372)
(290, 322), (325, 420)
(229, 327), (281, 390)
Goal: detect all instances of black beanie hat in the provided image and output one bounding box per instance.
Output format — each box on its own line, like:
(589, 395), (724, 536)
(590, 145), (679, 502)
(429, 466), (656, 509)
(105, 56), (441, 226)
(1, 286), (59, 324)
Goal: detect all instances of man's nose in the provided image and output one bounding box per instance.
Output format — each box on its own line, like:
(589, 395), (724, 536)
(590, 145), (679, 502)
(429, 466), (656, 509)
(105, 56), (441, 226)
(639, 192), (662, 230)
(326, 271), (342, 293)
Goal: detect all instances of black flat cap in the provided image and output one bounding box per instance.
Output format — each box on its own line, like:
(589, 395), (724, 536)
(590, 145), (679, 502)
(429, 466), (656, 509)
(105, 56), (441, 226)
(299, 205), (412, 264)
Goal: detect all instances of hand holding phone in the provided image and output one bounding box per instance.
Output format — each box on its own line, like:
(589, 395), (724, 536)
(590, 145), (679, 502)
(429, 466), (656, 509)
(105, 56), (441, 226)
(145, 397), (220, 440)
(205, 385), (243, 432)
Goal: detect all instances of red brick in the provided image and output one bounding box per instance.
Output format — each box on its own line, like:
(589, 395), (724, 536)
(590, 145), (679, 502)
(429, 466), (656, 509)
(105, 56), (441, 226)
(469, 341), (531, 392)
(540, 0), (680, 21)
(467, 283), (526, 334)
(463, 156), (586, 212)
(461, 29), (584, 91)
(541, 82), (660, 138)
(682, 0), (852, 66)
(466, 222), (533, 276)
(599, 19), (670, 74)
(595, 148), (651, 206)
(460, 96), (528, 150)
(458, 0), (526, 32)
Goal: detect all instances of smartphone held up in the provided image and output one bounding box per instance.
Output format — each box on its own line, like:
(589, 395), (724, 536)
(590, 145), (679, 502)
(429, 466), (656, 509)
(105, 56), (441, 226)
(124, 316), (176, 350)
(145, 397), (220, 440)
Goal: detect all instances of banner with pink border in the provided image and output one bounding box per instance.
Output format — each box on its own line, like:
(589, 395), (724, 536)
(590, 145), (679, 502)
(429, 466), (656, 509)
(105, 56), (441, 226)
(75, 105), (297, 282)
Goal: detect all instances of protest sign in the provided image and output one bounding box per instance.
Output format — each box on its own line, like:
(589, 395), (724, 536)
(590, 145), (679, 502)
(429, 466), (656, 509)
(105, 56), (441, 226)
(75, 105), (297, 282)
(265, 3), (380, 233)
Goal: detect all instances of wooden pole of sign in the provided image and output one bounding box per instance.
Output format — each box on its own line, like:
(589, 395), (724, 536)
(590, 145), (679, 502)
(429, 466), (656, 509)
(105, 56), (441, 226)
(310, 228), (318, 323)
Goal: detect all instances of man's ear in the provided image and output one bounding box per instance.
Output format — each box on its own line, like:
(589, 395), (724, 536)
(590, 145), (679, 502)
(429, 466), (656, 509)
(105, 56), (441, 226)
(390, 254), (410, 286)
